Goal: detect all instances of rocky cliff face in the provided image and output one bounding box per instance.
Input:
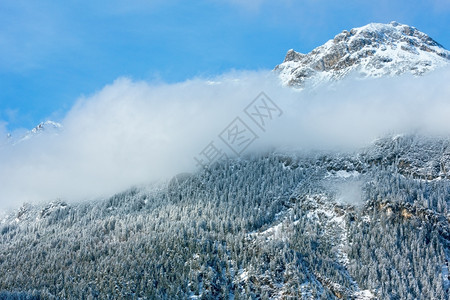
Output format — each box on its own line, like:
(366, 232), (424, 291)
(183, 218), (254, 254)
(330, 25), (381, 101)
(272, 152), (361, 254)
(275, 22), (450, 87)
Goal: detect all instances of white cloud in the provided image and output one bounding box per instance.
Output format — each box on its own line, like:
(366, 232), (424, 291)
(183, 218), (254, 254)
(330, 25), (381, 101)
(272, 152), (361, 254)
(1, 67), (450, 212)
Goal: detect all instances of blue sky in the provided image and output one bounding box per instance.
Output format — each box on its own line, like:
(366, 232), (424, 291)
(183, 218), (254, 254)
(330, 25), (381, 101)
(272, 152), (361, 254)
(1, 0), (450, 132)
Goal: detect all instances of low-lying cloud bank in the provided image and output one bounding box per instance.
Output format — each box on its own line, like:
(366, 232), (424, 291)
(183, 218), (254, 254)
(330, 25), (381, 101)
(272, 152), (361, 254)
(1, 67), (450, 211)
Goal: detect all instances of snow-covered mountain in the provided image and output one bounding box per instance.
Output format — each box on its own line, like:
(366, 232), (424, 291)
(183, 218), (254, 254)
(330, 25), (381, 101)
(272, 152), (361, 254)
(23, 120), (62, 141)
(29, 121), (62, 134)
(275, 21), (450, 87)
(4, 120), (62, 146)
(0, 23), (449, 299)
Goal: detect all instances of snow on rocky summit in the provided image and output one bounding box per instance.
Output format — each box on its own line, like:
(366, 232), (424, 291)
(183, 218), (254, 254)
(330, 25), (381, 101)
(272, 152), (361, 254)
(275, 21), (450, 87)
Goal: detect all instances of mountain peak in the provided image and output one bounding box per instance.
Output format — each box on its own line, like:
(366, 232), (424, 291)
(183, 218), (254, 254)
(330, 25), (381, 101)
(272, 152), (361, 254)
(7, 120), (63, 145)
(30, 121), (62, 134)
(276, 22), (450, 87)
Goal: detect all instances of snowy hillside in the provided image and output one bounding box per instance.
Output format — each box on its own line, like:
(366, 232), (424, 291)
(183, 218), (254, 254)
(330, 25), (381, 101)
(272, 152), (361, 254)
(275, 21), (450, 87)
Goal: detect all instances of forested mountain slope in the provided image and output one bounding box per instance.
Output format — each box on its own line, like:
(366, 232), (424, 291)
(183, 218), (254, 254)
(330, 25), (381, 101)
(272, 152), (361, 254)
(0, 135), (448, 299)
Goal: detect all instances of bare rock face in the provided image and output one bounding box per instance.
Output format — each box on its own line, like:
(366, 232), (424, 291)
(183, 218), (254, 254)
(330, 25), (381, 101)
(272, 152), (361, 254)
(275, 22), (450, 87)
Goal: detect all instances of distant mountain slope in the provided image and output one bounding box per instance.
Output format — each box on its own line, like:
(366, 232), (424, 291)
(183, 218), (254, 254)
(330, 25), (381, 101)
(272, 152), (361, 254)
(2, 121), (62, 147)
(275, 21), (450, 87)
